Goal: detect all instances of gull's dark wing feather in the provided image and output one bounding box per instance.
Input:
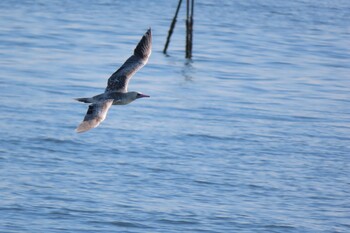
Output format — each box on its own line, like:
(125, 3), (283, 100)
(105, 28), (152, 92)
(76, 99), (114, 133)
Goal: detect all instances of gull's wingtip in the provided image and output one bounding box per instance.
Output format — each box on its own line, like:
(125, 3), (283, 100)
(134, 27), (152, 58)
(146, 27), (152, 36)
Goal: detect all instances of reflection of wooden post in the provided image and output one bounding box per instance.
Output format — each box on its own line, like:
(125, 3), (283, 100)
(163, 0), (183, 54)
(185, 0), (194, 58)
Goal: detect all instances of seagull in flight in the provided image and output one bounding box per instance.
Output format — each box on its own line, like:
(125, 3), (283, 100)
(75, 28), (152, 133)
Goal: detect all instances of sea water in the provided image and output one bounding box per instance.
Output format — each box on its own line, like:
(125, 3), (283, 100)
(0, 0), (349, 232)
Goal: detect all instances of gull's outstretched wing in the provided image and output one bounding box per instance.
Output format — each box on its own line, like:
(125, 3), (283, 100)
(105, 28), (152, 93)
(76, 99), (114, 133)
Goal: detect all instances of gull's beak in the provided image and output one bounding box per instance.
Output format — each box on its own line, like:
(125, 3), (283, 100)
(139, 93), (150, 98)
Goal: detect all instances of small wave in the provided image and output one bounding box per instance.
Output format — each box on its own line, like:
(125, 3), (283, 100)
(33, 136), (84, 146)
(110, 221), (151, 228)
(89, 220), (152, 229)
(48, 207), (101, 216)
(193, 179), (219, 186)
(158, 218), (199, 225)
(186, 133), (233, 141)
(0, 205), (25, 211)
(263, 224), (296, 230)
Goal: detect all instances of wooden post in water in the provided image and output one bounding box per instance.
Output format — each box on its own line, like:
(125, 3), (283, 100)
(163, 0), (194, 58)
(185, 0), (194, 59)
(163, 0), (183, 54)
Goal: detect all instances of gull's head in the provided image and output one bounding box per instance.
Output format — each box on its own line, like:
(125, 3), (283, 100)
(131, 92), (150, 100)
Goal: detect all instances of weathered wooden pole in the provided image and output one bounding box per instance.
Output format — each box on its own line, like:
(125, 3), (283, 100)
(164, 0), (194, 58)
(163, 0), (183, 54)
(190, 0), (194, 56)
(186, 0), (194, 58)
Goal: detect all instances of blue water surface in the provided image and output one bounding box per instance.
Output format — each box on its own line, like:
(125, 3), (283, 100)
(1, 0), (350, 232)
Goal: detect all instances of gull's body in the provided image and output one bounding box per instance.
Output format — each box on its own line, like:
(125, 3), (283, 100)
(75, 28), (152, 133)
